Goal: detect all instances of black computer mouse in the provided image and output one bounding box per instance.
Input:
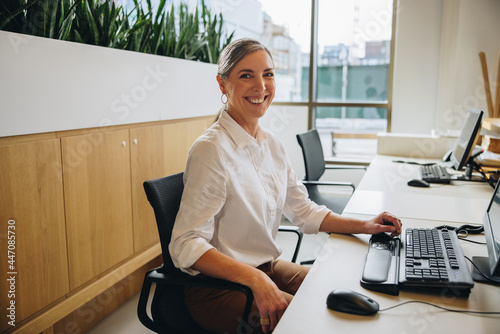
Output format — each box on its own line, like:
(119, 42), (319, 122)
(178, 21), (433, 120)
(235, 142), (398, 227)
(326, 289), (379, 316)
(407, 179), (430, 187)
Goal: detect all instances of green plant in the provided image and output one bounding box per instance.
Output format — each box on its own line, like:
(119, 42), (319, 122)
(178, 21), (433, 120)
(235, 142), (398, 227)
(198, 0), (234, 64)
(147, 1), (205, 61)
(0, 0), (234, 63)
(1, 0), (74, 38)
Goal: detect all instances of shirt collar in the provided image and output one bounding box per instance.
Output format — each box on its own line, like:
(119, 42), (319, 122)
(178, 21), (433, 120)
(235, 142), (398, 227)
(218, 111), (267, 148)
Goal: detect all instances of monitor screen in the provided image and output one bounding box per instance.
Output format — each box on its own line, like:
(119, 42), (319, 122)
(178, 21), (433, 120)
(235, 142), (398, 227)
(450, 109), (484, 170)
(484, 182), (500, 274)
(472, 181), (500, 282)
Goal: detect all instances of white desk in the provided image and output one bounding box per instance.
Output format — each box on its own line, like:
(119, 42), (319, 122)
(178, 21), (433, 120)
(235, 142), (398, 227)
(343, 155), (493, 224)
(274, 217), (500, 333)
(274, 156), (500, 334)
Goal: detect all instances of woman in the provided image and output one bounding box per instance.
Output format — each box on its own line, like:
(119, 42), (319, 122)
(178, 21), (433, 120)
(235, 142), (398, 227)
(170, 38), (401, 334)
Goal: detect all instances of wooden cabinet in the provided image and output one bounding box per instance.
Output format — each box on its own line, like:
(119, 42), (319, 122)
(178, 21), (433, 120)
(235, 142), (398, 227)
(0, 139), (69, 332)
(0, 116), (212, 333)
(61, 129), (134, 289)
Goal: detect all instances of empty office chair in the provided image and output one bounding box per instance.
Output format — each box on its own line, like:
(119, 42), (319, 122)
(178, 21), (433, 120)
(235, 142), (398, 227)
(297, 129), (365, 214)
(138, 172), (303, 334)
(296, 129), (366, 265)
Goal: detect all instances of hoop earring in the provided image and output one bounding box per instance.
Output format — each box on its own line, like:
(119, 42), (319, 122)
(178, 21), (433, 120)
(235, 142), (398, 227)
(221, 94), (228, 104)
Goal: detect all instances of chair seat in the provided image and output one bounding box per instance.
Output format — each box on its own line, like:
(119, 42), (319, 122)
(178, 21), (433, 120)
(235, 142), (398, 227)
(151, 283), (213, 334)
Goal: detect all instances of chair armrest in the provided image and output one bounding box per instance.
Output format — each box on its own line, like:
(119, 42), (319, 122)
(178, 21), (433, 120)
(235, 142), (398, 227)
(137, 268), (162, 333)
(278, 225), (303, 263)
(137, 266), (254, 333)
(326, 165), (367, 171)
(301, 180), (355, 191)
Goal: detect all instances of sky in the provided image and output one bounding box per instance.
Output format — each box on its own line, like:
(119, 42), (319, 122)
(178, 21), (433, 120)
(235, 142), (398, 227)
(117, 0), (394, 53)
(259, 0), (393, 52)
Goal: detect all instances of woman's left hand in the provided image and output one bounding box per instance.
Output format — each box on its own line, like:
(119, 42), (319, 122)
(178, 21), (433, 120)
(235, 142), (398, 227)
(365, 211), (402, 237)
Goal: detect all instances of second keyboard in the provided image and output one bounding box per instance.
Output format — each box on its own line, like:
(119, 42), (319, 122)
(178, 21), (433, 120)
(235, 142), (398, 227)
(418, 165), (452, 184)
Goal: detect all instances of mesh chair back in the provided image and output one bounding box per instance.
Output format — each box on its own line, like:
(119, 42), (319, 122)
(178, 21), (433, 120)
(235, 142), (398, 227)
(296, 129), (326, 181)
(143, 172), (184, 274)
(143, 173), (212, 333)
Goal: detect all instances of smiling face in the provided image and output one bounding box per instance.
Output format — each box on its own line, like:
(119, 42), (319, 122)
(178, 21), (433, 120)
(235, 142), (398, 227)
(217, 50), (276, 131)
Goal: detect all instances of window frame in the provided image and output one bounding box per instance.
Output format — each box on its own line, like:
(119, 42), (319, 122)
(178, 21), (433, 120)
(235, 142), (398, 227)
(271, 0), (398, 164)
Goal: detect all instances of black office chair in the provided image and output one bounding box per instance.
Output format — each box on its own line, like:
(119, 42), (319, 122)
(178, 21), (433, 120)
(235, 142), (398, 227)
(138, 172), (303, 334)
(297, 129), (366, 214)
(296, 129), (366, 265)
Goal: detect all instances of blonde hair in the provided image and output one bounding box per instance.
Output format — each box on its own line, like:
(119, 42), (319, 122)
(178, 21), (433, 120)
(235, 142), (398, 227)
(214, 38), (274, 121)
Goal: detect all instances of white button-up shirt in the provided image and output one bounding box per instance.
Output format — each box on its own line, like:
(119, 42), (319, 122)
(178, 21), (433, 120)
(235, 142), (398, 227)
(169, 111), (331, 275)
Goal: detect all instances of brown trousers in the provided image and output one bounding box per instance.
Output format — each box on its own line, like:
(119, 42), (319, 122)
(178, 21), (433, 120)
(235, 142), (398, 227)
(184, 259), (310, 334)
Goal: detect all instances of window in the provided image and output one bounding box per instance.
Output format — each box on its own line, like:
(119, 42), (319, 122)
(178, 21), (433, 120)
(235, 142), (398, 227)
(219, 0), (311, 103)
(315, 0), (393, 162)
(216, 0), (395, 162)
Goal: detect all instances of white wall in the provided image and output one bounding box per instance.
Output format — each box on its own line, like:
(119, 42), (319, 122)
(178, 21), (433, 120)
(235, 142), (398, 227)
(0, 31), (221, 137)
(392, 0), (500, 134)
(2, 1), (499, 141)
(391, 0), (443, 134)
(444, 0), (500, 128)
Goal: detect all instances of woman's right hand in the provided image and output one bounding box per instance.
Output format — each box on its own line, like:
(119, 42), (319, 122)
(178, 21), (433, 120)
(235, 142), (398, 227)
(249, 270), (289, 333)
(191, 250), (289, 332)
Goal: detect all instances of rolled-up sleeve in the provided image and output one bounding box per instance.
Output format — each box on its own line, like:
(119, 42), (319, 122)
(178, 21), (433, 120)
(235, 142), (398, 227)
(169, 140), (227, 275)
(282, 160), (331, 234)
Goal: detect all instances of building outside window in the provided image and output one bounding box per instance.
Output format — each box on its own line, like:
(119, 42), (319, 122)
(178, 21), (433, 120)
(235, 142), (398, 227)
(217, 0), (395, 163)
(120, 0), (395, 163)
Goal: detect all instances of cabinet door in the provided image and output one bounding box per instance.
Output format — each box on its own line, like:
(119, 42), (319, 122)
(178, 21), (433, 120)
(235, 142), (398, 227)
(130, 117), (211, 252)
(0, 139), (69, 331)
(62, 129), (134, 289)
(130, 125), (165, 252)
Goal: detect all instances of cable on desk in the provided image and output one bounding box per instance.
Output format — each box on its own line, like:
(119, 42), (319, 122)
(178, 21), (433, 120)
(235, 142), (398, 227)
(458, 233), (487, 245)
(436, 224), (486, 245)
(456, 226), (486, 244)
(379, 300), (500, 315)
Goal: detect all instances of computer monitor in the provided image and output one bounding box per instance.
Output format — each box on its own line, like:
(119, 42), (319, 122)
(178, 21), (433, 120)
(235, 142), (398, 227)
(450, 109), (484, 172)
(472, 181), (500, 283)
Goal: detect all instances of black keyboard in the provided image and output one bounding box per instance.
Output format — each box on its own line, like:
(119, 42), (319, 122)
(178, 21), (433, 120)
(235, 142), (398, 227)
(361, 227), (474, 296)
(418, 165), (452, 184)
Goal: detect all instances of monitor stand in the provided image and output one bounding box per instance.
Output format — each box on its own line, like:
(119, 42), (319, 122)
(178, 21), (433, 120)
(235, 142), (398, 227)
(471, 256), (500, 285)
(454, 158), (486, 182)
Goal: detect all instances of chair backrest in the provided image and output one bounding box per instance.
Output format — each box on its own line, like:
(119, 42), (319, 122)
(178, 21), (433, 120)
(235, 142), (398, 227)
(296, 129), (326, 181)
(143, 172), (184, 274)
(143, 172), (213, 333)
